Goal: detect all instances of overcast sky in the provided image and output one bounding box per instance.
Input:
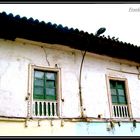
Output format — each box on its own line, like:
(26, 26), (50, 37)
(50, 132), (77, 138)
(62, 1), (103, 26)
(0, 4), (140, 46)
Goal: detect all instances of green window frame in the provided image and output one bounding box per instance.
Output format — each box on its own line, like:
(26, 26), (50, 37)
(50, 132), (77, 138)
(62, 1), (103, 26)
(33, 70), (57, 100)
(110, 80), (127, 105)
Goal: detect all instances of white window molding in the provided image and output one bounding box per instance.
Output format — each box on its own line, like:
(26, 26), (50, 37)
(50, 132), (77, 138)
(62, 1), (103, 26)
(28, 64), (62, 119)
(106, 75), (133, 121)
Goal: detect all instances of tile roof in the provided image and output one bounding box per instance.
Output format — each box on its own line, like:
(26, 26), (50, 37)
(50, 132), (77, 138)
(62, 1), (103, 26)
(0, 11), (140, 63)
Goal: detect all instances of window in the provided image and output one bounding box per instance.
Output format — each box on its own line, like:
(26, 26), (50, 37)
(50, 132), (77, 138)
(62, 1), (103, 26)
(109, 79), (131, 118)
(32, 69), (59, 118)
(110, 80), (127, 105)
(34, 70), (57, 100)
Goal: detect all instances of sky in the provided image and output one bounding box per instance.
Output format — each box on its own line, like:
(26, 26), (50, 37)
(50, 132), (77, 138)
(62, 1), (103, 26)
(0, 4), (140, 46)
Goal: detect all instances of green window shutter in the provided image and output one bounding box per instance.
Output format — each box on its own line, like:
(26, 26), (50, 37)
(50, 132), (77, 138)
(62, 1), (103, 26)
(45, 72), (57, 100)
(33, 70), (57, 101)
(110, 80), (118, 104)
(33, 70), (45, 99)
(110, 80), (127, 105)
(116, 81), (127, 104)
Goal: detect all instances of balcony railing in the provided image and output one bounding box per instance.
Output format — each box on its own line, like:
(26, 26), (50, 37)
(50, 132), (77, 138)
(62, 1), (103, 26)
(32, 100), (58, 118)
(112, 104), (129, 118)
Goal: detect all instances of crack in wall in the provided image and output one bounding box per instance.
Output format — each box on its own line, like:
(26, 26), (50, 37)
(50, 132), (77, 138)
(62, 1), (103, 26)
(42, 46), (50, 66)
(0, 62), (10, 87)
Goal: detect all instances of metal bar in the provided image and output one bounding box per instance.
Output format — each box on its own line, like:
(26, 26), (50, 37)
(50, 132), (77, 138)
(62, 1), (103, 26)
(112, 105), (129, 118)
(54, 102), (57, 116)
(33, 100), (57, 117)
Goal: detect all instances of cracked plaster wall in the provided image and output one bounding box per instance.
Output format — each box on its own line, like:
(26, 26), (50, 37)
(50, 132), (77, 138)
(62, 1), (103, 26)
(0, 39), (139, 119)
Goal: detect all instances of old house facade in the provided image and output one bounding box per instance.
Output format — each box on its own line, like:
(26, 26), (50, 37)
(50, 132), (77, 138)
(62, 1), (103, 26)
(0, 12), (140, 136)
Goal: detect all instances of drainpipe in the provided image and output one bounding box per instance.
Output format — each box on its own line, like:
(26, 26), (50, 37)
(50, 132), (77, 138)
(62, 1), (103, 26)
(79, 28), (106, 118)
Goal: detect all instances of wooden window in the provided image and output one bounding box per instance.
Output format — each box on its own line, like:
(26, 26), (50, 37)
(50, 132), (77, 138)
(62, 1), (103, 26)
(109, 79), (130, 118)
(34, 70), (57, 100)
(33, 69), (58, 118)
(110, 80), (127, 105)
